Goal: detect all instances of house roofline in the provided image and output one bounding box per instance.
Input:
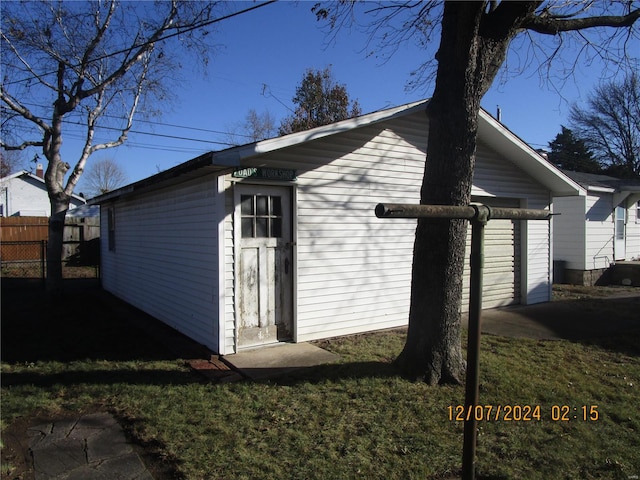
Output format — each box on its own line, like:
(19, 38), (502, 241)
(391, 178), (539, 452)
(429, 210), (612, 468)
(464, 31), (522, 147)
(213, 100), (429, 165)
(477, 111), (585, 197)
(1, 170), (86, 203)
(90, 101), (430, 204)
(90, 98), (585, 204)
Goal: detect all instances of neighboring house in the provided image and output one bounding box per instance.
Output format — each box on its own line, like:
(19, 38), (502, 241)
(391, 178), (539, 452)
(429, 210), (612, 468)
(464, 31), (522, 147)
(0, 165), (86, 217)
(90, 100), (583, 354)
(553, 170), (640, 285)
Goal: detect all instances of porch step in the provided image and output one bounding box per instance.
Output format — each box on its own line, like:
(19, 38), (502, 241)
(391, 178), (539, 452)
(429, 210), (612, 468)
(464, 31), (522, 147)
(223, 343), (340, 381)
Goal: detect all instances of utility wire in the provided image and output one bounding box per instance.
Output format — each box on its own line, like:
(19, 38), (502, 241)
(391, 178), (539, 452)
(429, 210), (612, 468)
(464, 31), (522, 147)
(3, 100), (260, 143)
(2, 0), (278, 87)
(60, 118), (235, 146)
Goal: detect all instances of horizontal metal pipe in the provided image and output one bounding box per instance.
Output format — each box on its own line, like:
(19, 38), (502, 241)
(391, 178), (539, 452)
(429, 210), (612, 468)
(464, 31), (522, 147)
(375, 203), (551, 221)
(375, 203), (477, 219)
(487, 207), (551, 220)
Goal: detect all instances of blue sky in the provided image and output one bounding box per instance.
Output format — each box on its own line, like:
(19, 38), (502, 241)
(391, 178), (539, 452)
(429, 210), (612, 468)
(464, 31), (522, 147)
(59, 1), (638, 191)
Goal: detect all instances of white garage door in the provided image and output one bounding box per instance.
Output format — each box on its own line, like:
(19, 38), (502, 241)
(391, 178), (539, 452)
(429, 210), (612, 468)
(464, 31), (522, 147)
(461, 198), (521, 311)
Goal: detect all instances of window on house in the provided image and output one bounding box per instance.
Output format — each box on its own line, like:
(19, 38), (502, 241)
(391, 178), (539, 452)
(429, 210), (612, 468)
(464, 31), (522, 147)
(240, 194), (282, 238)
(107, 207), (116, 251)
(637, 201), (640, 224)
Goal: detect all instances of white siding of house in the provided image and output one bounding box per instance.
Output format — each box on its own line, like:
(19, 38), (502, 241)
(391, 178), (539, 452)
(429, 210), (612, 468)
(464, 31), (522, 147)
(220, 112), (553, 346)
(461, 197), (521, 310)
(585, 192), (614, 269)
(223, 176), (237, 353)
(293, 119), (423, 342)
(553, 196), (586, 270)
(1, 174), (84, 217)
(627, 199), (640, 259)
(472, 143), (552, 305)
(100, 176), (220, 350)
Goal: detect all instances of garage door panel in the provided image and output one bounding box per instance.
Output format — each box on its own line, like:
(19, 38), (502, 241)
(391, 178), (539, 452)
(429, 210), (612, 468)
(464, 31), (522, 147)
(461, 198), (521, 312)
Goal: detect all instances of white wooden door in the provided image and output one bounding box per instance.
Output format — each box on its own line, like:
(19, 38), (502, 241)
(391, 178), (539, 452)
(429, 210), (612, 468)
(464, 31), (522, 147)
(236, 185), (293, 348)
(614, 205), (626, 260)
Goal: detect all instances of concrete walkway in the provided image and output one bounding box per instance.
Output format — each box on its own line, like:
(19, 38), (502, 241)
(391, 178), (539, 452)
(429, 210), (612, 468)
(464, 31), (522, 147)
(28, 413), (153, 480)
(477, 293), (640, 340)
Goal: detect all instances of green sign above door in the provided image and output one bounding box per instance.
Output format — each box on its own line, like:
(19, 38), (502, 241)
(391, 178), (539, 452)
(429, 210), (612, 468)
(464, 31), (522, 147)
(232, 167), (296, 181)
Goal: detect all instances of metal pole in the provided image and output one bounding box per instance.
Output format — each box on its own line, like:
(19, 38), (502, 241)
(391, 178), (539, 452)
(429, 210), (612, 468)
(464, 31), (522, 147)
(462, 206), (488, 480)
(374, 202), (551, 479)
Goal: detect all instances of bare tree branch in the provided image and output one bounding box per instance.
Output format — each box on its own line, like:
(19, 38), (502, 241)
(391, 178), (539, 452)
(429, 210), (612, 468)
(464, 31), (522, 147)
(0, 86), (51, 133)
(0, 140), (44, 151)
(523, 8), (640, 34)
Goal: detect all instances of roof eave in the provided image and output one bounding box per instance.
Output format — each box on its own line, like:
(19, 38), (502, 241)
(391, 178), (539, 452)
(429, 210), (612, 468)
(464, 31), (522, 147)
(214, 99), (429, 165)
(89, 152), (232, 204)
(477, 110), (585, 197)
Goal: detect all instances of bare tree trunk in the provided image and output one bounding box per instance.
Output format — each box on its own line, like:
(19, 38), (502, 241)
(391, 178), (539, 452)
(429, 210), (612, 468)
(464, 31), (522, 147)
(394, 101), (477, 384)
(395, 2), (521, 384)
(46, 202), (68, 296)
(44, 103), (72, 296)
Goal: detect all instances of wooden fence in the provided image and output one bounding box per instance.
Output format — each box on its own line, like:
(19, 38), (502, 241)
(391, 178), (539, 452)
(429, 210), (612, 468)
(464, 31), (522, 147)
(0, 217), (49, 243)
(1, 216), (100, 278)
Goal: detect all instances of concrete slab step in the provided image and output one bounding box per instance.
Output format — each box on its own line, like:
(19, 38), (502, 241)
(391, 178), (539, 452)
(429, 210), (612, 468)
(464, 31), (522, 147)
(223, 342), (340, 380)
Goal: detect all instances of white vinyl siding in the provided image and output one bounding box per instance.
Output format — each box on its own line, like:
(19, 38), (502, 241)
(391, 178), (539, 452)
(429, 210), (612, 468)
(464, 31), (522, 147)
(473, 143), (552, 305)
(101, 107), (559, 353)
(553, 196), (587, 270)
(627, 200), (640, 259)
(461, 197), (521, 310)
(222, 111), (552, 345)
(0, 173), (84, 217)
(223, 177), (237, 353)
(249, 116), (425, 343)
(100, 176), (220, 350)
(585, 193), (614, 269)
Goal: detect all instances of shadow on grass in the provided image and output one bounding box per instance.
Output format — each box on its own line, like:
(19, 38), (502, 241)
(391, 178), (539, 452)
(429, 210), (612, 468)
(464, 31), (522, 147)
(1, 278), (403, 388)
(480, 294), (640, 357)
(0, 367), (203, 388)
(1, 278), (211, 364)
(3, 278), (638, 385)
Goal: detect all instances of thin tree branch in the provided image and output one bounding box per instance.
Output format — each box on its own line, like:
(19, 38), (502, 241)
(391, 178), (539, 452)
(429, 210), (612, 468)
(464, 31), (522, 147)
(0, 140), (44, 150)
(0, 86), (51, 133)
(0, 31), (58, 92)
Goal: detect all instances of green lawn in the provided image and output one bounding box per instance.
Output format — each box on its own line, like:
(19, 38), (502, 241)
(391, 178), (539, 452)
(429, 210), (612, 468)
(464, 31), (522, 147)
(2, 281), (639, 479)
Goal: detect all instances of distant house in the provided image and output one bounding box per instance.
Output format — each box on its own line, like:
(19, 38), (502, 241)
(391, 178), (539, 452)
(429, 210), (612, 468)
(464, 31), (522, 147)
(91, 100), (583, 354)
(554, 170), (640, 285)
(0, 165), (86, 217)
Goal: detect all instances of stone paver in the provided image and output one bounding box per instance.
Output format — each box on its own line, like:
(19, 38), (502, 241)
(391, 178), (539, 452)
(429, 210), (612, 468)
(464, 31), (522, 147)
(28, 413), (153, 480)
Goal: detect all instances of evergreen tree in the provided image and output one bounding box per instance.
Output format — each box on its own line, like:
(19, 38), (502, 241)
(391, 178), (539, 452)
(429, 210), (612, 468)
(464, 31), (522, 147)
(279, 67), (361, 135)
(548, 126), (602, 173)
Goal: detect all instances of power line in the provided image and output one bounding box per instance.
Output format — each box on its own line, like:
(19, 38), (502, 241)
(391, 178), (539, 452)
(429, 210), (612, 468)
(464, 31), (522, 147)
(2, 101), (257, 145)
(60, 118), (235, 146)
(2, 0), (278, 87)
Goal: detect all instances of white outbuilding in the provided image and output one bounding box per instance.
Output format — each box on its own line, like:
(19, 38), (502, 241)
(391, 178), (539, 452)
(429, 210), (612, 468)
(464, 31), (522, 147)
(91, 100), (583, 354)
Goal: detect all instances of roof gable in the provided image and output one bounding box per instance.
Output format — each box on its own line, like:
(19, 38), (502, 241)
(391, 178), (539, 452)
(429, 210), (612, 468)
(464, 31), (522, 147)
(92, 99), (584, 203)
(2, 170), (86, 204)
